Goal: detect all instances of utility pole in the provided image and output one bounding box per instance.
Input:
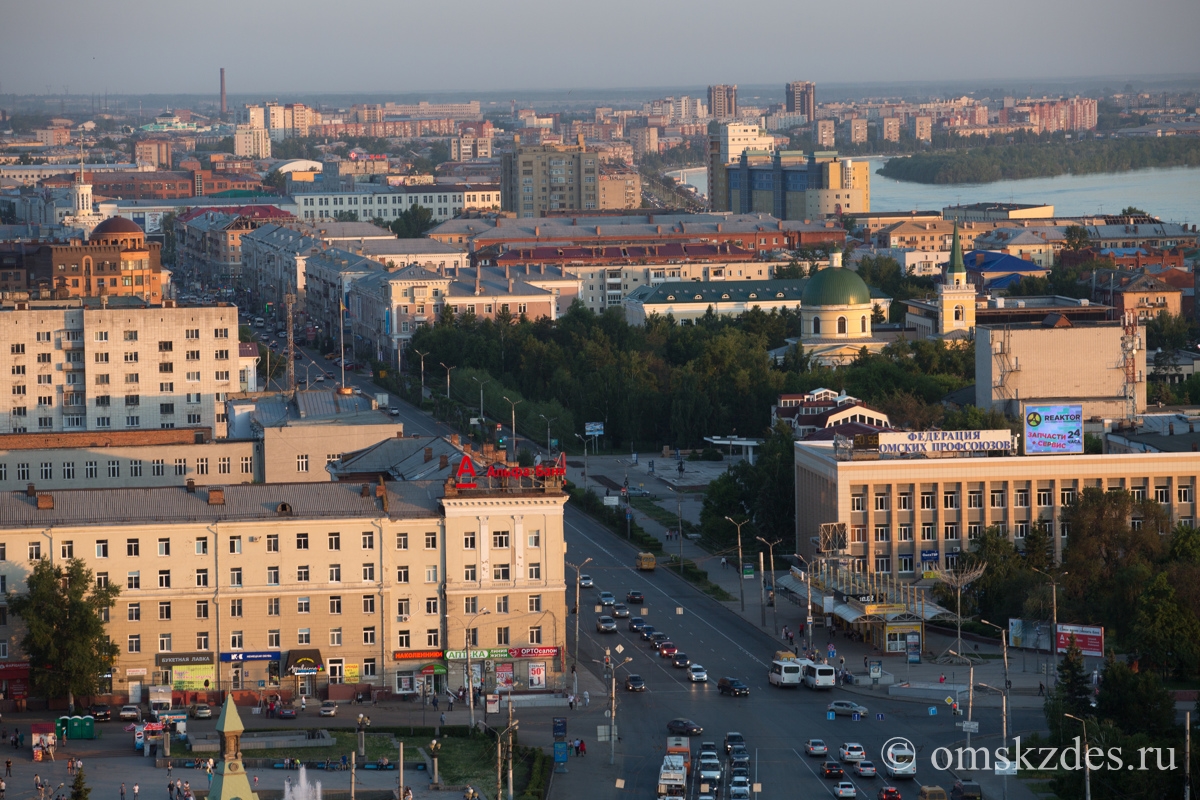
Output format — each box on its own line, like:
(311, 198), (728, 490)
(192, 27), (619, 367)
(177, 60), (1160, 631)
(539, 414), (558, 455)
(567, 558), (591, 699)
(507, 694), (515, 800)
(285, 293), (296, 393)
(758, 551), (766, 626)
(505, 396), (523, 460)
(1186, 711), (1191, 800)
(725, 517), (749, 612)
(472, 376), (490, 424)
(1032, 567), (1063, 686)
(758, 537), (781, 635)
(440, 362), (455, 399)
(1064, 714), (1091, 800)
(413, 350), (428, 397)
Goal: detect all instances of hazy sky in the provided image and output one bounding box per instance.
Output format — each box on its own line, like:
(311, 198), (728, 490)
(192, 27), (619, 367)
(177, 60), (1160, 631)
(4, 0), (1199, 96)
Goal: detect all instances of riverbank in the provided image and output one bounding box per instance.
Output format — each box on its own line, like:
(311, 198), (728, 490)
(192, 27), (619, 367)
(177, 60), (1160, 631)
(876, 136), (1200, 185)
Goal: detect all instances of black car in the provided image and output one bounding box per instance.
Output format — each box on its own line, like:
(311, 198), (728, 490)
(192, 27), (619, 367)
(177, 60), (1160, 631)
(628, 617), (647, 632)
(717, 677), (751, 696)
(625, 674), (647, 692)
(88, 703), (111, 721)
(821, 761), (845, 779)
(666, 718), (703, 736)
(951, 781), (983, 800)
(639, 625), (658, 641)
(728, 745), (751, 767)
(724, 732), (746, 753)
(626, 590), (645, 604)
(672, 652), (691, 668)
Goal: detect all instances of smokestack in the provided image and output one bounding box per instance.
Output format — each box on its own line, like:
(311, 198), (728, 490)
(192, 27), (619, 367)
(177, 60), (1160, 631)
(220, 68), (227, 117)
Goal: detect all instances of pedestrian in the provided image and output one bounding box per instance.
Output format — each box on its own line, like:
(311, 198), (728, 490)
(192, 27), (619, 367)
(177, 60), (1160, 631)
(1038, 682), (1045, 696)
(167, 762), (172, 779)
(5, 758), (10, 777)
(167, 782), (173, 800)
(76, 759), (81, 775)
(66, 762), (72, 778)
(2, 777), (8, 800)
(721, 557), (727, 569)
(573, 738), (580, 757)
(583, 691), (590, 708)
(568, 694), (575, 711)
(252, 777), (258, 790)
(938, 673), (946, 684)
(864, 656), (869, 671)
(174, 780), (180, 799)
(439, 713), (445, 726)
(301, 697), (306, 712)
(133, 783), (139, 800)
(120, 784), (126, 800)
(579, 740), (586, 757)
(432, 696), (438, 711)
(448, 697), (454, 713)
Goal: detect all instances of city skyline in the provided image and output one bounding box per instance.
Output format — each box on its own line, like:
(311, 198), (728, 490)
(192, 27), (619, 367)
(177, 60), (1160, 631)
(3, 0), (1199, 96)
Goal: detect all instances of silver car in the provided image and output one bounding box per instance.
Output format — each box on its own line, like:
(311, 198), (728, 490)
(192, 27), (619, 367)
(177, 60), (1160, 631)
(611, 603), (630, 618)
(688, 664), (709, 682)
(579, 574), (594, 588)
(596, 615), (617, 633)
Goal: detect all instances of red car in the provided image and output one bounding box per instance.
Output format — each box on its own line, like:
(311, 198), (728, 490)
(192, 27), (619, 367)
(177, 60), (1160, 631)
(878, 788), (902, 800)
(658, 642), (678, 657)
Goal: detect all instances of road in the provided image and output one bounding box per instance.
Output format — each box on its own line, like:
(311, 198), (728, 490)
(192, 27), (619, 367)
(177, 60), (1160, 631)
(562, 506), (1041, 799)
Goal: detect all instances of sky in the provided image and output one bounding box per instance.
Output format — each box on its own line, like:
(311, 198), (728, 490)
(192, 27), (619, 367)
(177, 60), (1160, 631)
(3, 0), (1199, 97)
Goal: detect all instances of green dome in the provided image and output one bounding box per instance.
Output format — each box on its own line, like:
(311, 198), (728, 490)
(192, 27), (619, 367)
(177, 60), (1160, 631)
(801, 266), (872, 307)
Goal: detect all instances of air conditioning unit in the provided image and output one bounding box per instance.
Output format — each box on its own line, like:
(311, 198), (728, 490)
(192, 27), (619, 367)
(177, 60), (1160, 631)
(248, 536), (258, 542)
(397, 614), (409, 623)
(951, 546), (961, 553)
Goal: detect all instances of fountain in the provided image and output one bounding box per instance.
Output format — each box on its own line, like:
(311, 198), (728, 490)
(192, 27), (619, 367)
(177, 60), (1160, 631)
(282, 768), (322, 800)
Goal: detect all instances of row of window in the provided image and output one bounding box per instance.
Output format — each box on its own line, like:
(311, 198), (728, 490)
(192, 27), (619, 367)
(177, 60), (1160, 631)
(0, 457), (249, 482)
(855, 485), (1195, 511)
(126, 623), (543, 654)
(90, 350), (229, 363)
(9, 329), (226, 353)
(125, 592), (543, 622)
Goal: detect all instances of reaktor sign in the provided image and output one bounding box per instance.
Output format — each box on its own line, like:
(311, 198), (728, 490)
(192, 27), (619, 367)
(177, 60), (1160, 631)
(1023, 404), (1084, 455)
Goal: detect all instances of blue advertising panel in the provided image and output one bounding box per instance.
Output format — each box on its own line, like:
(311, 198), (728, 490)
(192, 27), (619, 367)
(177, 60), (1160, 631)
(1023, 404), (1084, 455)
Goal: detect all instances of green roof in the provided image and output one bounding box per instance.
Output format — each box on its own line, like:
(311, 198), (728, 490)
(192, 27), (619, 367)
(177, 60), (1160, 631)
(947, 221), (966, 275)
(800, 266), (872, 307)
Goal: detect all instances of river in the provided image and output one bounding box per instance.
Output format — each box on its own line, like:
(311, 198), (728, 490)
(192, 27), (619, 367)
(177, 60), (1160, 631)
(667, 160), (1200, 224)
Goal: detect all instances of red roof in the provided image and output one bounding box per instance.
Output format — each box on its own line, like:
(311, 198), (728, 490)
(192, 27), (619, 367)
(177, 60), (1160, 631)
(494, 242), (758, 265)
(177, 205), (293, 223)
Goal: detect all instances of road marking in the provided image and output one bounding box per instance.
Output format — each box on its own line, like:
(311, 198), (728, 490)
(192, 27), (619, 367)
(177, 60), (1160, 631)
(567, 516), (767, 668)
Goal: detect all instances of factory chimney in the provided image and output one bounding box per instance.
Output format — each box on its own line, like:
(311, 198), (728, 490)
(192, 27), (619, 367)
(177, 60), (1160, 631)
(220, 68), (227, 118)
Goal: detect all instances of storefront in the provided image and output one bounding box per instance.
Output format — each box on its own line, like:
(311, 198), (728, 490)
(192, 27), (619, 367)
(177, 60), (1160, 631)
(0, 662), (30, 701)
(284, 649), (325, 697)
(219, 651), (282, 691)
(156, 653), (216, 692)
(441, 647), (561, 692)
(392, 650), (444, 696)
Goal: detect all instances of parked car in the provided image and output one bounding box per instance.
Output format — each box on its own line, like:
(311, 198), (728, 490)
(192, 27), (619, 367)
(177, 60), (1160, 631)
(688, 664), (709, 682)
(628, 617), (647, 632)
(805, 739), (829, 756)
(626, 590), (645, 604)
(724, 732), (745, 753)
(666, 718), (702, 736)
(189, 703), (213, 719)
(950, 782), (983, 800)
(119, 705), (141, 722)
(658, 642), (678, 657)
(277, 706), (297, 719)
(855, 761), (877, 778)
(625, 487), (654, 498)
(624, 674), (646, 692)
(717, 677), (750, 696)
(835, 781), (858, 798)
(672, 652), (691, 668)
(822, 761), (845, 779)
(579, 574), (594, 588)
(840, 743), (867, 762)
(829, 700), (869, 716)
(320, 700), (338, 717)
(88, 704), (111, 721)
(596, 616), (617, 633)
(611, 603), (630, 618)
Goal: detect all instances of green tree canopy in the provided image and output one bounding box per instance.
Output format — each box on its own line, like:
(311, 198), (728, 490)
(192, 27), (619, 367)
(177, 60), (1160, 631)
(1063, 225), (1091, 251)
(391, 205), (435, 239)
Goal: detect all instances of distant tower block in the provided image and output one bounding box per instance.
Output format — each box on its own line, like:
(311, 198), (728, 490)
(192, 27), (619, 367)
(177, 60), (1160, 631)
(220, 68), (227, 117)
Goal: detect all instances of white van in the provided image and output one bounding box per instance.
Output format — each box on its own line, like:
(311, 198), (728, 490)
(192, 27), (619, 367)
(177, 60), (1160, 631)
(253, 317), (265, 328)
(799, 659), (837, 689)
(768, 660), (802, 687)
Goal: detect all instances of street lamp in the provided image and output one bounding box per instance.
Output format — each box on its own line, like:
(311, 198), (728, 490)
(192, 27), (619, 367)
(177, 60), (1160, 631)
(440, 362), (456, 399)
(413, 349), (429, 397)
(593, 652), (634, 766)
(573, 434), (589, 491)
(472, 376), (490, 424)
(539, 414), (558, 456)
(465, 608), (491, 731)
(1031, 567), (1065, 685)
(566, 558), (592, 698)
(1064, 714), (1092, 800)
(795, 554), (818, 656)
(429, 739), (442, 786)
(757, 536), (782, 636)
(503, 396), (523, 459)
(356, 712), (372, 758)
(980, 618), (1011, 746)
(725, 516), (749, 612)
(976, 682), (1010, 800)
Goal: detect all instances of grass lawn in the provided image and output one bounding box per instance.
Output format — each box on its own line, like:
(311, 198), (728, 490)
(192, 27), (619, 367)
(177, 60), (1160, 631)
(629, 497), (697, 535)
(240, 731), (397, 762)
(432, 736), (526, 792)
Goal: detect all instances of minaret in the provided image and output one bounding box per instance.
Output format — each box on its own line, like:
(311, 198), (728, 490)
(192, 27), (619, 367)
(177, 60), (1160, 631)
(207, 696), (260, 800)
(937, 221), (975, 334)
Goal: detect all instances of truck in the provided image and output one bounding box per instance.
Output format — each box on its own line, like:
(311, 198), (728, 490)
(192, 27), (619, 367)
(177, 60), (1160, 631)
(148, 685), (173, 720)
(665, 736), (691, 775)
(656, 754), (687, 799)
(636, 552), (656, 571)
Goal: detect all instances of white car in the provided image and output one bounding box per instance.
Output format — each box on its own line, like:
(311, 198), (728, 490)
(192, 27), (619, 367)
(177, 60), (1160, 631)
(853, 760), (877, 777)
(828, 700), (869, 716)
(319, 700), (338, 717)
(834, 781), (857, 798)
(579, 574), (594, 588)
(840, 742), (866, 762)
(729, 776), (751, 800)
(688, 664), (709, 682)
(698, 757), (722, 786)
(804, 739), (828, 756)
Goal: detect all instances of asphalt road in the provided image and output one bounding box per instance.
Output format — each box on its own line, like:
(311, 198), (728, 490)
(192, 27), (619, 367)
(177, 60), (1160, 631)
(563, 506), (1042, 799)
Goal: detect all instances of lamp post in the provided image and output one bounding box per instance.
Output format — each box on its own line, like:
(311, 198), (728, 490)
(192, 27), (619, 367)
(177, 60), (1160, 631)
(465, 608), (491, 731)
(439, 362), (456, 399)
(977, 682), (1009, 800)
(504, 396), (523, 459)
(413, 349), (428, 397)
(566, 558), (592, 698)
(980, 618), (1011, 747)
(796, 554), (817, 656)
(429, 739), (442, 786)
(1064, 714), (1092, 800)
(725, 516), (749, 612)
(1031, 567), (1065, 685)
(356, 713), (372, 758)
(472, 376), (490, 423)
(757, 537), (781, 636)
(539, 414), (558, 456)
(594, 653), (633, 766)
(574, 434), (589, 491)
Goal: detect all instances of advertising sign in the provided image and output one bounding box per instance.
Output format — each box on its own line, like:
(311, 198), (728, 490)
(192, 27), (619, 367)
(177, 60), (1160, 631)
(553, 717), (567, 739)
(496, 662), (514, 689)
(1008, 619), (1052, 651)
(906, 632), (922, 664)
(1056, 623), (1104, 658)
(486, 694), (500, 714)
(1023, 404), (1084, 455)
(510, 647), (560, 659)
(527, 662), (547, 690)
(170, 664), (215, 690)
(876, 430), (1014, 454)
(585, 422), (604, 436)
(220, 651), (281, 662)
(920, 549), (940, 562)
(553, 741), (570, 763)
(344, 664), (360, 683)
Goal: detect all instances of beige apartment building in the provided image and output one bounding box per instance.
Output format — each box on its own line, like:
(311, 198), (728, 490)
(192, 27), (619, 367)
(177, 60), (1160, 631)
(815, 120), (836, 148)
(881, 118), (901, 143)
(0, 453), (568, 702)
(597, 169), (642, 209)
(501, 136), (600, 217)
(795, 441), (1199, 574)
(569, 261), (777, 313)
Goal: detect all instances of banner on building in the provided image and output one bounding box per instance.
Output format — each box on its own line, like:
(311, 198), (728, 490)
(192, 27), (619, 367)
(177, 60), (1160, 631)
(496, 663), (514, 689)
(876, 430), (1014, 454)
(171, 664), (215, 690)
(527, 662), (547, 690)
(1023, 404), (1084, 455)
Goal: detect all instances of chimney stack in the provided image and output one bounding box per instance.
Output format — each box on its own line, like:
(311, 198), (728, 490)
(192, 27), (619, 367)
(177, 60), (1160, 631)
(220, 68), (227, 118)
(207, 488), (225, 505)
(439, 453), (449, 469)
(424, 447), (433, 463)
(186, 479), (196, 493)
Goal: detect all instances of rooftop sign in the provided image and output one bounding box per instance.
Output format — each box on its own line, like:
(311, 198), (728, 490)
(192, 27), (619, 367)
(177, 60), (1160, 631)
(874, 430), (1014, 454)
(1023, 404), (1083, 455)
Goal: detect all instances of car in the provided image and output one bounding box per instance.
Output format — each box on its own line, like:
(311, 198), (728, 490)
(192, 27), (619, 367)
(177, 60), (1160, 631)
(388, 408), (401, 417)
(597, 591), (616, 606)
(277, 706), (297, 720)
(805, 739), (829, 756)
(688, 664), (708, 682)
(596, 615), (617, 633)
(293, 353), (303, 360)
(666, 718), (702, 736)
(724, 732), (745, 753)
(728, 744), (750, 766)
(640, 626), (659, 641)
(729, 776), (751, 800)
(88, 704), (111, 721)
(625, 487), (654, 498)
(717, 677), (750, 696)
(698, 757), (722, 787)
(119, 705), (141, 721)
(672, 652), (691, 668)
(649, 632), (669, 648)
(835, 781), (858, 798)
(822, 761), (845, 779)
(878, 789), (902, 800)
(698, 742), (719, 759)
(315, 375), (326, 382)
(854, 761), (877, 778)
(611, 603), (630, 618)
(319, 700), (338, 717)
(628, 617), (647, 632)
(579, 574), (594, 588)
(829, 700), (869, 716)
(658, 642), (678, 657)
(324, 353), (337, 360)
(189, 703), (213, 719)
(626, 590), (645, 604)
(840, 743), (867, 762)
(729, 766), (749, 782)
(624, 674), (646, 692)
(950, 781), (983, 800)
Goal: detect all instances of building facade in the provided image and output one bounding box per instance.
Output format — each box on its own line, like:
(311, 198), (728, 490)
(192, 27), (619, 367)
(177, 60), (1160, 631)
(785, 81), (816, 120)
(500, 137), (599, 217)
(708, 85), (738, 121)
(596, 168), (642, 209)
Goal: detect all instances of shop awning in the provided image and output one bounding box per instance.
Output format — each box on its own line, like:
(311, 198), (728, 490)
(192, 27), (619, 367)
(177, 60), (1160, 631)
(284, 649), (325, 675)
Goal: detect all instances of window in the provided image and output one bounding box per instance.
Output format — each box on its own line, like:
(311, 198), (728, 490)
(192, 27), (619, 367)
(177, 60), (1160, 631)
(128, 635), (141, 654)
(464, 564), (477, 581)
(158, 569), (170, 588)
(528, 562), (541, 579)
(397, 630), (411, 648)
(158, 633), (172, 652)
(267, 566), (279, 585)
(196, 600), (209, 619)
(157, 538), (170, 557)
(229, 567), (243, 587)
(174, 458), (186, 476)
(329, 628), (343, 646)
(1180, 486), (1194, 504)
(128, 603), (141, 621)
(62, 462), (75, 480)
(397, 599), (410, 618)
(296, 454), (309, 472)
(528, 530), (541, 548)
(874, 493), (889, 511)
(850, 495), (864, 512)
(1155, 486), (1171, 504)
(329, 564), (342, 582)
(396, 532), (409, 550)
(363, 563), (375, 581)
(267, 598), (279, 616)
(297, 597), (310, 613)
(185, 329), (199, 340)
(921, 524), (936, 541)
(897, 493), (912, 510)
(1015, 522), (1029, 539)
(850, 526), (866, 543)
(873, 525), (890, 542)
(943, 492), (959, 509)
(241, 456), (253, 474)
(1012, 489), (1029, 508)
(159, 601), (172, 621)
(396, 565), (409, 583)
(329, 596), (342, 615)
(229, 536), (242, 554)
(186, 371), (200, 382)
(529, 626), (543, 644)
(195, 569), (209, 587)
(363, 627), (376, 645)
(897, 524), (913, 541)
(268, 630), (280, 648)
(496, 627), (510, 645)
(425, 531), (438, 549)
(130, 460), (142, 477)
(195, 536), (208, 555)
(528, 595), (542, 612)
(229, 631), (242, 650)
(1061, 488), (1076, 505)
(493, 563), (510, 581)
(96, 540), (109, 558)
(297, 565), (310, 581)
(990, 490), (1006, 508)
(1037, 489), (1053, 506)
(361, 530), (374, 550)
(26, 542), (41, 561)
(152, 459), (164, 477)
(968, 491), (983, 508)
(214, 328), (229, 339)
(898, 554), (914, 573)
(298, 628), (311, 645)
(60, 540), (74, 559)
(425, 597), (439, 614)
(362, 595), (375, 614)
(328, 532), (341, 550)
(363, 659), (376, 678)
(920, 492), (935, 510)
(875, 555), (892, 573)
(463, 531), (476, 549)
(296, 532), (309, 550)
(496, 595), (509, 613)
(944, 523), (960, 540)
(426, 629), (439, 647)
(1131, 487), (1146, 502)
(126, 538), (140, 557)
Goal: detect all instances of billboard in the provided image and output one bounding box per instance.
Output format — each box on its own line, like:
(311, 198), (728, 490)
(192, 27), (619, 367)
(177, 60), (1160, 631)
(875, 430), (1013, 454)
(585, 422), (604, 436)
(1056, 623), (1104, 658)
(1023, 404), (1084, 455)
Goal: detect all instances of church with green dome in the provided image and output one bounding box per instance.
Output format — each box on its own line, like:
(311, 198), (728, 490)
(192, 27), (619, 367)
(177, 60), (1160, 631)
(797, 251), (898, 364)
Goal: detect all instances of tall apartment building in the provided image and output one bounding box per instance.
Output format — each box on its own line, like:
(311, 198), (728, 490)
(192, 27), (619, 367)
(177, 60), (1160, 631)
(449, 135), (492, 161)
(708, 85), (738, 121)
(844, 119), (868, 145)
(815, 119), (836, 148)
(912, 116), (933, 143)
(785, 81), (816, 121)
(233, 126), (272, 159)
(881, 118), (901, 143)
(707, 123), (776, 213)
(500, 136), (600, 218)
(134, 140), (173, 169)
(596, 168), (642, 210)
(0, 299), (253, 438)
(630, 127), (658, 160)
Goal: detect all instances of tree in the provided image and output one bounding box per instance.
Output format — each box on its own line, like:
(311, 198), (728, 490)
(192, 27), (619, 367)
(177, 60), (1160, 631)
(1145, 311), (1191, 352)
(1063, 225), (1091, 251)
(69, 767), (91, 800)
(263, 170), (287, 192)
(1045, 636), (1093, 743)
(391, 205), (435, 238)
(1132, 572), (1200, 677)
(333, 210), (359, 222)
(1095, 654), (1175, 739)
(1119, 206), (1148, 216)
(8, 558), (119, 711)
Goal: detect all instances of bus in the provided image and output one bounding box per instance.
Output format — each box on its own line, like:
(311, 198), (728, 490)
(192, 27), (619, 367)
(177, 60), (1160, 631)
(798, 659), (836, 689)
(768, 660), (802, 687)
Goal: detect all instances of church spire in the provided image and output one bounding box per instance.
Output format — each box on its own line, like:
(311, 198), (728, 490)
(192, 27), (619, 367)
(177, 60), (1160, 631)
(947, 221), (966, 276)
